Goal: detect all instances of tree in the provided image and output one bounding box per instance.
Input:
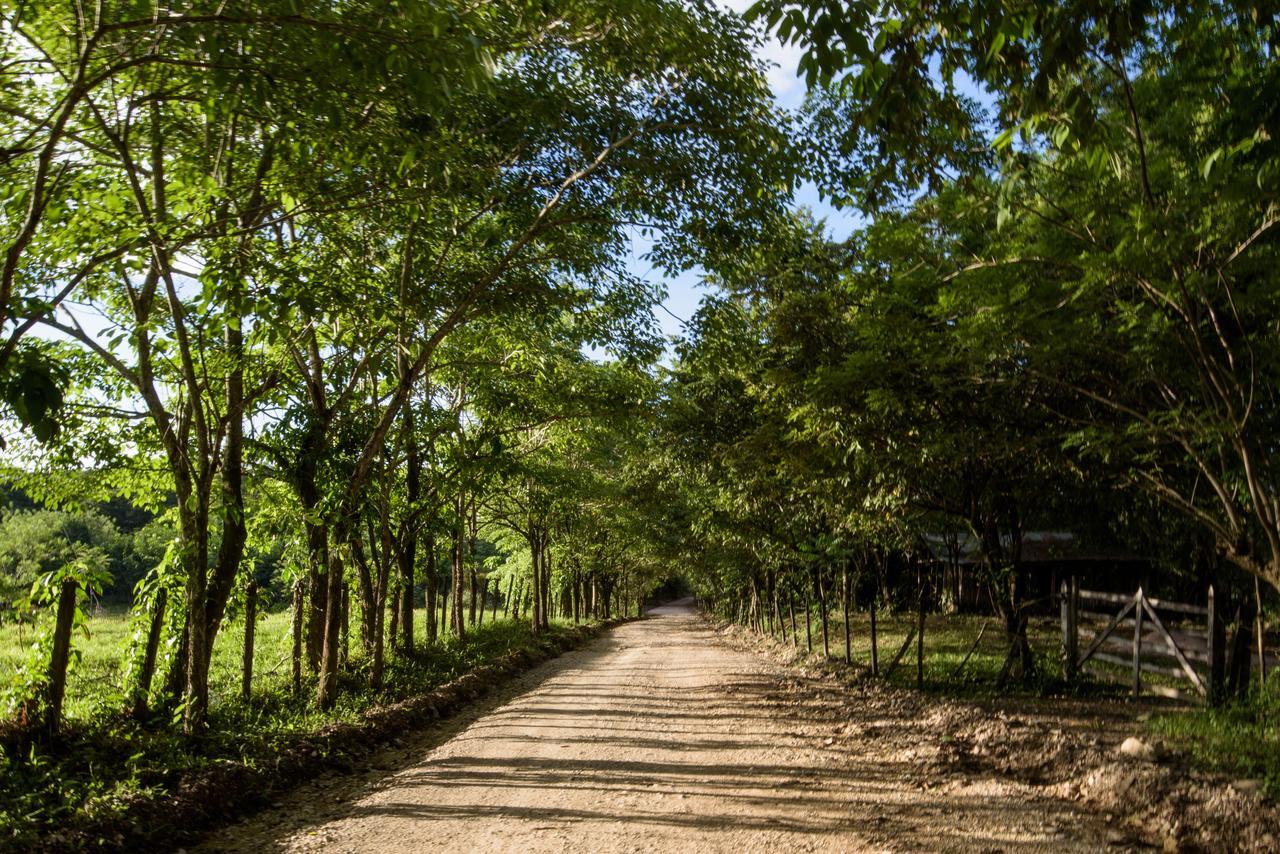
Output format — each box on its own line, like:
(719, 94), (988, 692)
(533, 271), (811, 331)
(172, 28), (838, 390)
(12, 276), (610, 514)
(751, 0), (1280, 596)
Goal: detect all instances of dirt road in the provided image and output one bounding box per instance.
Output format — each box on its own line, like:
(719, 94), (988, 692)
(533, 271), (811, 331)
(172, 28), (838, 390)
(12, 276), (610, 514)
(200, 599), (1114, 853)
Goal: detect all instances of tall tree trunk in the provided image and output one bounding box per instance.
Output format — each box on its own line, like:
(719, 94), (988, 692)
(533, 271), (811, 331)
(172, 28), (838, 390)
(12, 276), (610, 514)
(397, 378), (420, 654)
(842, 562), (852, 665)
(572, 569), (581, 624)
(182, 517), (211, 733)
(816, 568), (830, 658)
(241, 582), (257, 701)
(316, 544), (345, 710)
(162, 626), (189, 710)
(916, 561), (926, 690)
(468, 500), (478, 627)
(130, 586), (167, 719)
(870, 576), (880, 676)
(352, 538), (377, 655)
(195, 303), (248, 730)
(290, 580), (303, 695)
(371, 578), (388, 690)
(451, 502), (466, 639)
(388, 579), (399, 651)
(531, 546), (543, 633)
(788, 590), (798, 647)
(425, 533), (438, 642)
(304, 519), (328, 673)
(340, 584), (350, 670)
(804, 584), (813, 653)
(43, 578), (78, 736)
(541, 544), (553, 630)
(439, 582), (449, 638)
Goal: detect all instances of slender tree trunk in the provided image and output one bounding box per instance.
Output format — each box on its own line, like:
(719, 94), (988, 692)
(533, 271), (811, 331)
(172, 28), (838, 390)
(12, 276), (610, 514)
(341, 584), (350, 670)
(291, 580), (303, 695)
(163, 627), (189, 709)
(451, 499), (466, 639)
(439, 583), (449, 638)
(389, 579), (399, 651)
(870, 581), (880, 676)
(468, 504), (478, 627)
(353, 539), (376, 655)
(804, 585), (813, 653)
(842, 562), (852, 666)
(397, 547), (414, 654)
(541, 545), (553, 630)
(573, 570), (581, 624)
(183, 542), (211, 733)
(44, 578), (78, 736)
(241, 582), (257, 701)
(788, 591), (798, 647)
(131, 586), (167, 719)
(304, 519), (328, 672)
(426, 533), (438, 642)
(316, 545), (345, 710)
(776, 588), (787, 643)
(916, 562), (926, 690)
(817, 569), (830, 658)
(530, 533), (544, 634)
(372, 575), (388, 690)
(1256, 576), (1267, 689)
(398, 386), (419, 654)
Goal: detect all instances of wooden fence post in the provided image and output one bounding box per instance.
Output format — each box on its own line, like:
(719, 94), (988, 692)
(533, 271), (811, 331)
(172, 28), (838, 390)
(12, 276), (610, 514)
(1132, 587), (1144, 698)
(1207, 583), (1223, 703)
(1061, 579), (1078, 680)
(869, 597), (879, 676)
(1255, 577), (1266, 690)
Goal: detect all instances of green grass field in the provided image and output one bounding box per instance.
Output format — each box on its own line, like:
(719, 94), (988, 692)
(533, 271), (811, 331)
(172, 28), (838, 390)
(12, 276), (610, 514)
(0, 604), (580, 849)
(0, 603), (525, 723)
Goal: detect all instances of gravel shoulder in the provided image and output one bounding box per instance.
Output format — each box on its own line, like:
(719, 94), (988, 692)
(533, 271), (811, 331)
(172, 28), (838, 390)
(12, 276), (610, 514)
(196, 600), (1271, 853)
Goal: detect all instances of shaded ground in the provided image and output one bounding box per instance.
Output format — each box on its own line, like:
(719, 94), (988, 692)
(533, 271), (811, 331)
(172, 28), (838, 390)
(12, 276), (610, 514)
(198, 599), (1146, 852)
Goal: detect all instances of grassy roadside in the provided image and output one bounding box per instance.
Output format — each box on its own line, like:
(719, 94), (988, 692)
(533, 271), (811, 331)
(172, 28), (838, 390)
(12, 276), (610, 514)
(766, 610), (1076, 695)
(1150, 684), (1280, 797)
(0, 613), (610, 852)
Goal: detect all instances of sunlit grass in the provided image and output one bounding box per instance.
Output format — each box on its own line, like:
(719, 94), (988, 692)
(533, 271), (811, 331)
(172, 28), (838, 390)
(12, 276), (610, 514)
(1151, 682), (1280, 797)
(0, 606), (592, 849)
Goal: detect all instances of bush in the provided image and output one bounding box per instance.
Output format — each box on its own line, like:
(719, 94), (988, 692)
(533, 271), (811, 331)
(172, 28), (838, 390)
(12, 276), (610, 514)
(0, 510), (123, 620)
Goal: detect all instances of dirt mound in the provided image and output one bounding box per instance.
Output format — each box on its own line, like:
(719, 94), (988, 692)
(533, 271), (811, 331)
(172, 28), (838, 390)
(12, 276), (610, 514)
(921, 701), (1279, 851)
